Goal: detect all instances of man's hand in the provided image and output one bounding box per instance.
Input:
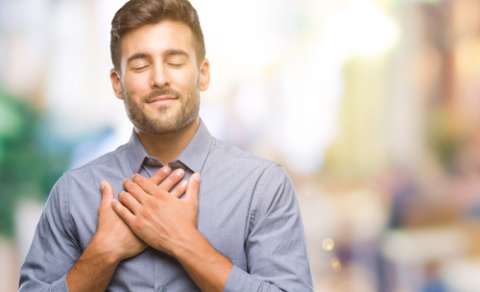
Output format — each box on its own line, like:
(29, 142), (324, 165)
(112, 169), (200, 256)
(66, 166), (184, 292)
(90, 180), (147, 261)
(66, 180), (147, 292)
(113, 169), (233, 292)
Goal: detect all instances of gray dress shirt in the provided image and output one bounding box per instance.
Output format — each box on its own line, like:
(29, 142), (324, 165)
(19, 121), (313, 291)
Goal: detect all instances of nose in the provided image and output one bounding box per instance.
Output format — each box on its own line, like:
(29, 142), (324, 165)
(150, 62), (170, 88)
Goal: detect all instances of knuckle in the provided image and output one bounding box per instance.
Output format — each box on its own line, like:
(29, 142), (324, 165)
(144, 181), (155, 191)
(144, 195), (155, 207)
(132, 218), (143, 230)
(156, 189), (169, 199)
(153, 188), (165, 197)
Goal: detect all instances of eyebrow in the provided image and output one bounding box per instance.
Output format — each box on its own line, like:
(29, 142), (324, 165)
(126, 49), (189, 64)
(164, 49), (189, 58)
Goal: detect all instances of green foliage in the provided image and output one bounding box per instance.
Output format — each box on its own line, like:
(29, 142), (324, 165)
(0, 87), (71, 238)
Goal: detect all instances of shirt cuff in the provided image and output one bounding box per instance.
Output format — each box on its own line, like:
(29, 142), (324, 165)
(224, 265), (262, 292)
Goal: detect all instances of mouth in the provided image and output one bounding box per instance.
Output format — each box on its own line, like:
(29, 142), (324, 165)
(146, 95), (178, 107)
(147, 95), (178, 103)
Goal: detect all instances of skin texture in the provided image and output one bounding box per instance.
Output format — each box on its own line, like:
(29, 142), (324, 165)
(67, 20), (232, 292)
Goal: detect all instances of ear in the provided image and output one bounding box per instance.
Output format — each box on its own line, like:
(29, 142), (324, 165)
(110, 69), (124, 100)
(198, 58), (210, 92)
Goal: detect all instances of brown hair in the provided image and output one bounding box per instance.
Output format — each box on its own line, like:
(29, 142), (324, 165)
(110, 0), (206, 71)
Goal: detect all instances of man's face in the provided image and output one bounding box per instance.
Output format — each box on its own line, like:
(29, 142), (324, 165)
(111, 20), (210, 134)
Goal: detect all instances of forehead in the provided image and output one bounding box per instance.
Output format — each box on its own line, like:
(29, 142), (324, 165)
(120, 20), (196, 59)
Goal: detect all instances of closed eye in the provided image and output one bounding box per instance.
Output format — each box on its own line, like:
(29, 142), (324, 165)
(132, 65), (149, 71)
(167, 62), (185, 68)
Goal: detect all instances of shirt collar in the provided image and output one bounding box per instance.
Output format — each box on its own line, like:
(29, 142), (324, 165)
(125, 120), (213, 174)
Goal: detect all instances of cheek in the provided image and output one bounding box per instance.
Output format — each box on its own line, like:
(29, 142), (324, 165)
(124, 73), (151, 95)
(171, 70), (198, 91)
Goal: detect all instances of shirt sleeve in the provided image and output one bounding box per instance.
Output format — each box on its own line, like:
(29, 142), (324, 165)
(19, 175), (81, 292)
(224, 164), (314, 292)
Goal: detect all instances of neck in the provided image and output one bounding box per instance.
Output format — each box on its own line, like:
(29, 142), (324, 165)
(135, 118), (200, 164)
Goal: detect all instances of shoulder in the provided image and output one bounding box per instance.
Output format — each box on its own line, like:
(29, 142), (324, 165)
(209, 137), (292, 191)
(70, 143), (129, 174)
(52, 144), (130, 195)
(209, 137), (281, 173)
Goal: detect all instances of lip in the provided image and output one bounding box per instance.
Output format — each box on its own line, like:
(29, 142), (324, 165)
(147, 95), (178, 103)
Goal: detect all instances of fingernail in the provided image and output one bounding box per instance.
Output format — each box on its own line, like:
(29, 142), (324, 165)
(192, 173), (200, 181)
(163, 165), (171, 173)
(181, 180), (188, 187)
(175, 168), (185, 176)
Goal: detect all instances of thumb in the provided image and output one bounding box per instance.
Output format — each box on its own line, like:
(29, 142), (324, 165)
(184, 173), (200, 204)
(100, 180), (113, 208)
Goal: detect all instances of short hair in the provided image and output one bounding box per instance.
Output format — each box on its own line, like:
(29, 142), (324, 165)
(110, 0), (206, 71)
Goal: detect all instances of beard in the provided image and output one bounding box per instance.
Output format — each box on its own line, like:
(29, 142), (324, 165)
(123, 85), (200, 134)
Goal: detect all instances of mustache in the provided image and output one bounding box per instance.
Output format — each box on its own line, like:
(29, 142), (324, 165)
(144, 87), (181, 102)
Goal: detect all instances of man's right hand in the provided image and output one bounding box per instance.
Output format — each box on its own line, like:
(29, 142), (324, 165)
(89, 179), (147, 262)
(67, 178), (146, 292)
(91, 165), (188, 261)
(67, 165), (185, 292)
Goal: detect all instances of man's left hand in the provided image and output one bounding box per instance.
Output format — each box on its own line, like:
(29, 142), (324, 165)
(112, 170), (201, 256)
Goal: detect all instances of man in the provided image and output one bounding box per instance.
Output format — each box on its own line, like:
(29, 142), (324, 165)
(19, 0), (313, 291)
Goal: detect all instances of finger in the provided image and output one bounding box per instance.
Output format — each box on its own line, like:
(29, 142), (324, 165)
(158, 168), (185, 191)
(100, 180), (113, 208)
(112, 200), (136, 226)
(118, 191), (142, 215)
(123, 179), (149, 203)
(149, 165), (172, 185)
(170, 180), (188, 198)
(132, 174), (167, 198)
(184, 173), (200, 204)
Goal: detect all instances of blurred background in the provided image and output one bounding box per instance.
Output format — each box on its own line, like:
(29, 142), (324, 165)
(2, 0), (480, 291)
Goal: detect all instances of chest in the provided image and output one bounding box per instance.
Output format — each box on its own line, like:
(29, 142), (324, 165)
(69, 170), (255, 286)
